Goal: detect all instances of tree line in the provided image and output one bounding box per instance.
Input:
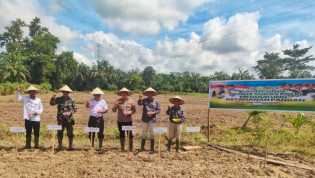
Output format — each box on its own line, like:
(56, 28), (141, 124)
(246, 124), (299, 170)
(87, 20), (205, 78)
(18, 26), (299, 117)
(0, 17), (315, 93)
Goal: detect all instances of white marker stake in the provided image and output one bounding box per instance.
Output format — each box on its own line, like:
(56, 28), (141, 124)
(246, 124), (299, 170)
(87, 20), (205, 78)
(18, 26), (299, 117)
(84, 127), (100, 148)
(185, 127), (201, 133)
(47, 125), (62, 153)
(185, 126), (201, 146)
(122, 126), (135, 160)
(153, 127), (167, 158)
(10, 127), (26, 151)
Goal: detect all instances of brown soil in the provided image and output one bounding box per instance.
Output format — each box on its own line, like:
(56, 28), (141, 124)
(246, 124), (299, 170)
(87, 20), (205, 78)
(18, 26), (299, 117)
(0, 92), (314, 178)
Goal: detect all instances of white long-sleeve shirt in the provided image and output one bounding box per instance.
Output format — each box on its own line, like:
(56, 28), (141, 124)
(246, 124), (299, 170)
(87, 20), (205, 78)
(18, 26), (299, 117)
(17, 92), (43, 122)
(88, 99), (108, 118)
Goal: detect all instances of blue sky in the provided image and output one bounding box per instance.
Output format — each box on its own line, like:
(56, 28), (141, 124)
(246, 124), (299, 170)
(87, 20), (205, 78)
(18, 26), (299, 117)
(0, 0), (314, 74)
(38, 0), (315, 47)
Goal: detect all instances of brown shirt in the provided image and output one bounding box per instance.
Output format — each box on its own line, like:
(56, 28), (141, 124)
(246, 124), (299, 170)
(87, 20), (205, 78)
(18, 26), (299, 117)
(112, 98), (136, 122)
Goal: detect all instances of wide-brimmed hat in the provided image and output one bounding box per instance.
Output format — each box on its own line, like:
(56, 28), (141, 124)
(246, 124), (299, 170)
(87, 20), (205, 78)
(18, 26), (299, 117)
(117, 87), (131, 96)
(91, 87), (104, 95)
(25, 85), (40, 93)
(169, 96), (184, 105)
(58, 85), (73, 93)
(143, 87), (157, 96)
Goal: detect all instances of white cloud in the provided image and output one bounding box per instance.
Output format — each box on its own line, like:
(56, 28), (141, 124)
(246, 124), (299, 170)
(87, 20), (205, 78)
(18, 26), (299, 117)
(81, 11), (314, 75)
(90, 0), (208, 35)
(201, 12), (261, 53)
(0, 0), (79, 46)
(84, 31), (157, 70)
(73, 52), (94, 66)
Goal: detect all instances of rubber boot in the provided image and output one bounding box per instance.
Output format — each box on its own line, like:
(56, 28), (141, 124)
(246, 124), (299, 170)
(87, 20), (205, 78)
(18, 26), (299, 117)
(25, 135), (31, 149)
(167, 140), (172, 152)
(120, 137), (125, 151)
(129, 137), (133, 152)
(68, 137), (74, 150)
(149, 139), (155, 154)
(57, 136), (63, 150)
(91, 133), (95, 147)
(140, 139), (145, 152)
(34, 136), (39, 149)
(175, 139), (180, 153)
(98, 138), (103, 150)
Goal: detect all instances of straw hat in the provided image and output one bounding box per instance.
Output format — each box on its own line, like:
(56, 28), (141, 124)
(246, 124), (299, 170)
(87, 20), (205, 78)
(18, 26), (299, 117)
(25, 85), (39, 92)
(169, 96), (184, 105)
(143, 87), (157, 96)
(91, 87), (104, 95)
(117, 87), (131, 96)
(58, 85), (73, 93)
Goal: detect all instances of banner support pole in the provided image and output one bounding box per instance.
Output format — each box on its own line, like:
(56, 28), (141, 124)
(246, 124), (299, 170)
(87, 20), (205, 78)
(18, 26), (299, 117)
(207, 108), (210, 143)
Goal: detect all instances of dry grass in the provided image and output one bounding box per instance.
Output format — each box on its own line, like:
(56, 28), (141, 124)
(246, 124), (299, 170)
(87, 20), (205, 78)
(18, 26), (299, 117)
(0, 92), (315, 177)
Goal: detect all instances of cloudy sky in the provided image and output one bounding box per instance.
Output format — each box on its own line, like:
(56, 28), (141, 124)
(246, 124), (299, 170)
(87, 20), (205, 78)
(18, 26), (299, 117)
(0, 0), (314, 74)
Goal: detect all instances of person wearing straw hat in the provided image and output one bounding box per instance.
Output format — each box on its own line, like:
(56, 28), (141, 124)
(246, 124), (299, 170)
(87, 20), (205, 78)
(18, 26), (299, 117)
(16, 85), (43, 149)
(138, 87), (160, 153)
(50, 85), (77, 150)
(112, 87), (136, 152)
(86, 87), (108, 150)
(166, 96), (185, 152)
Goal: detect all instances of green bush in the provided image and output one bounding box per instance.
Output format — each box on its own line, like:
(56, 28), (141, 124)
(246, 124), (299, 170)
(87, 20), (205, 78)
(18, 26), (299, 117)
(0, 82), (52, 95)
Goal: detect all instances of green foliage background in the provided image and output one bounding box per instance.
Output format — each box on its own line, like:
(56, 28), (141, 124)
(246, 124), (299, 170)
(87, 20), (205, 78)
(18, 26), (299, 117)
(0, 17), (314, 94)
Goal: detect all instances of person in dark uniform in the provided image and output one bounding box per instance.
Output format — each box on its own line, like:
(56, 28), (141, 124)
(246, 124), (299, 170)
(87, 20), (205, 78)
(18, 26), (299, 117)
(50, 85), (77, 150)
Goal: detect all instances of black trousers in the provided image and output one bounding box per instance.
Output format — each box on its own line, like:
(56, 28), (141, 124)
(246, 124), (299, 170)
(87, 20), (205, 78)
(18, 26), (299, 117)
(57, 118), (74, 144)
(88, 116), (105, 140)
(117, 121), (133, 139)
(24, 120), (40, 147)
(118, 121), (133, 151)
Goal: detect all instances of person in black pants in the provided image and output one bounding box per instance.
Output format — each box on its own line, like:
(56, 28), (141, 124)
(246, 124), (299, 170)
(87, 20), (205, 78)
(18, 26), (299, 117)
(16, 85), (43, 149)
(24, 120), (40, 148)
(86, 88), (108, 150)
(112, 88), (136, 152)
(50, 85), (77, 150)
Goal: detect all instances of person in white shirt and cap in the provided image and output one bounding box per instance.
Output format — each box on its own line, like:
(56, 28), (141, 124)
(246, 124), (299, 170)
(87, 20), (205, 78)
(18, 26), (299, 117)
(86, 87), (108, 150)
(16, 85), (43, 149)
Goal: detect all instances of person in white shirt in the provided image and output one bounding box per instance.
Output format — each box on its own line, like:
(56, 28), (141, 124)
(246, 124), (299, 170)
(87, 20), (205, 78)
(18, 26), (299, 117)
(16, 85), (43, 149)
(86, 88), (108, 150)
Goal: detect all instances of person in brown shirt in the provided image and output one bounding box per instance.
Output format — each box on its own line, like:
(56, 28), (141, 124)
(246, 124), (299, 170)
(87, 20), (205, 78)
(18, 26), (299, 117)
(112, 87), (136, 151)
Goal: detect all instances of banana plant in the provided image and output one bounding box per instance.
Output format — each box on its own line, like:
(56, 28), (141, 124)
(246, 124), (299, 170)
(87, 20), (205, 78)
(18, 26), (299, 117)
(241, 111), (266, 129)
(287, 113), (308, 135)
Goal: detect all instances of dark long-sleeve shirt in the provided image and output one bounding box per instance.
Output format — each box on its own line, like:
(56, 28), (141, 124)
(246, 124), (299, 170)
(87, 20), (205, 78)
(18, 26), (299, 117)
(166, 105), (185, 124)
(50, 96), (77, 120)
(138, 98), (160, 123)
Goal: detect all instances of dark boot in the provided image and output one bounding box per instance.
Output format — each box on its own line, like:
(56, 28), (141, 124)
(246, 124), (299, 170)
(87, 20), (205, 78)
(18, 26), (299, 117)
(98, 138), (103, 150)
(175, 139), (180, 152)
(129, 137), (133, 152)
(120, 137), (125, 151)
(57, 136), (63, 150)
(140, 139), (145, 151)
(91, 133), (95, 147)
(25, 135), (31, 149)
(149, 139), (155, 154)
(167, 140), (172, 152)
(68, 137), (74, 150)
(34, 136), (39, 149)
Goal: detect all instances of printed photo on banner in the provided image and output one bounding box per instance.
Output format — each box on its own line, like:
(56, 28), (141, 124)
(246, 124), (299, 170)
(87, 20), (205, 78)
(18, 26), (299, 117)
(209, 79), (315, 111)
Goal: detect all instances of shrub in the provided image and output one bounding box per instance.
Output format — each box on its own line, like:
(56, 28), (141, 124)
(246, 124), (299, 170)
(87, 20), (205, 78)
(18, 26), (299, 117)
(0, 82), (52, 95)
